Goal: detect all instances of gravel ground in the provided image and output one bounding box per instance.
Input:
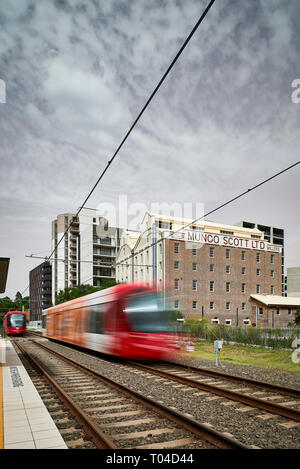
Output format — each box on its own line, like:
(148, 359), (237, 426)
(18, 339), (216, 449)
(34, 339), (300, 449)
(172, 353), (300, 391)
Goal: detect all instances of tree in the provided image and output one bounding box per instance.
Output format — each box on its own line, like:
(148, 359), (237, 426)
(0, 292), (30, 325)
(55, 281), (118, 305)
(294, 309), (300, 326)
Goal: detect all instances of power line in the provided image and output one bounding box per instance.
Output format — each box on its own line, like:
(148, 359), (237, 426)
(46, 0), (216, 262)
(116, 161), (300, 267)
(21, 285), (29, 296)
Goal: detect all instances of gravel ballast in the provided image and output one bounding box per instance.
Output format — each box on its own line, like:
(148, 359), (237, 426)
(31, 339), (300, 449)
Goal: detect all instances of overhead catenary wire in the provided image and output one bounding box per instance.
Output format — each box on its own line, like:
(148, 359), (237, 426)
(46, 0), (216, 263)
(24, 161), (300, 275)
(116, 160), (300, 268)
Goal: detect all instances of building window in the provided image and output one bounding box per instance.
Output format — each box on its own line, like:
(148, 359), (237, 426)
(174, 261), (179, 269)
(226, 282), (230, 293)
(256, 284), (261, 294)
(174, 300), (179, 309)
(174, 243), (179, 254)
(192, 263), (197, 271)
(192, 247), (197, 256)
(242, 302), (246, 311)
(174, 279), (179, 290)
(259, 307), (263, 315)
(241, 267), (246, 275)
(276, 307), (280, 315)
(288, 308), (292, 316)
(242, 283), (246, 293)
(226, 265), (230, 274)
(210, 247), (214, 258)
(271, 285), (275, 294)
(211, 317), (219, 324)
(210, 264), (214, 272)
(241, 250), (246, 261)
(226, 249), (230, 259)
(271, 254), (275, 264)
(244, 318), (251, 325)
(226, 302), (230, 310)
(210, 281), (214, 292)
(225, 319), (232, 325)
(192, 301), (197, 309)
(256, 252), (261, 263)
(271, 270), (274, 278)
(257, 268), (260, 276)
(210, 301), (214, 310)
(192, 280), (197, 291)
(158, 220), (172, 230)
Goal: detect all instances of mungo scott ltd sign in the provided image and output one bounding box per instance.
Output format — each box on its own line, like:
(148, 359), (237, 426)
(164, 230), (282, 252)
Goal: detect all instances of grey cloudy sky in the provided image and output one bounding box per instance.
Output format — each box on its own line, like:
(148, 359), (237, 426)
(0, 0), (299, 299)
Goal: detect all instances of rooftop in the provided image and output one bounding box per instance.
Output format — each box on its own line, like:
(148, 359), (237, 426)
(250, 294), (300, 307)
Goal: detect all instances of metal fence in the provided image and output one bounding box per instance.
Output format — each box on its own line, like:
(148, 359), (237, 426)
(178, 322), (300, 349)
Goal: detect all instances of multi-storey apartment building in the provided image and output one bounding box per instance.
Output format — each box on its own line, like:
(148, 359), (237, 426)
(29, 261), (52, 321)
(116, 211), (283, 325)
(286, 267), (300, 297)
(51, 208), (122, 304)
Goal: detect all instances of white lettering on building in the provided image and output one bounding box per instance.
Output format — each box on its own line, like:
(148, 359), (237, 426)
(164, 230), (281, 252)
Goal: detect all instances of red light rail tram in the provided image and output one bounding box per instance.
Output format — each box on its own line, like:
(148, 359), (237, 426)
(42, 283), (178, 361)
(3, 311), (26, 336)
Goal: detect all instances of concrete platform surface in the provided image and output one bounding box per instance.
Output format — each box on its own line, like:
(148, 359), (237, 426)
(0, 337), (67, 449)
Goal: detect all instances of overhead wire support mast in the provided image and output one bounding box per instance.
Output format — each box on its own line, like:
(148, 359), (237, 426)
(46, 0), (216, 262)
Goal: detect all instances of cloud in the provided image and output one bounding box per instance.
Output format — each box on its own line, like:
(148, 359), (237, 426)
(0, 0), (299, 296)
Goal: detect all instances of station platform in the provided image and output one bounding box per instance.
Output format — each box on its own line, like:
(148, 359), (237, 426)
(0, 337), (67, 449)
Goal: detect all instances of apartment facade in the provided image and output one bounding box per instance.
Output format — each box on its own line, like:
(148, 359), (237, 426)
(286, 267), (300, 297)
(51, 208), (122, 304)
(116, 211), (283, 325)
(29, 261), (52, 321)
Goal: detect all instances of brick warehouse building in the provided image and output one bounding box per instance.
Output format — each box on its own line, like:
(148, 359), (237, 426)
(116, 211), (283, 326)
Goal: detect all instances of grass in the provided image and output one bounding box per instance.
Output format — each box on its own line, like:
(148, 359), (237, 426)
(186, 342), (300, 373)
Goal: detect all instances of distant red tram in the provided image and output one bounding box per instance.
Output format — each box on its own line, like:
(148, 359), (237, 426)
(3, 311), (26, 336)
(43, 283), (178, 361)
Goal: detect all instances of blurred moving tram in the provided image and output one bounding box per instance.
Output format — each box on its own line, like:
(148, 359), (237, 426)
(42, 283), (178, 361)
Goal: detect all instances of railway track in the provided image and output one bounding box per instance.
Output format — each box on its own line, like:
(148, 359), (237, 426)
(125, 361), (300, 422)
(13, 339), (248, 450)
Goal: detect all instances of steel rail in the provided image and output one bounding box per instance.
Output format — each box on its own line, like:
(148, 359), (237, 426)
(25, 334), (300, 421)
(23, 339), (249, 449)
(165, 360), (300, 399)
(126, 361), (300, 422)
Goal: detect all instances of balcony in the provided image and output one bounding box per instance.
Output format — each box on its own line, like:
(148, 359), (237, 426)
(93, 237), (116, 246)
(93, 274), (115, 279)
(93, 268), (115, 278)
(94, 261), (113, 268)
(93, 250), (115, 257)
